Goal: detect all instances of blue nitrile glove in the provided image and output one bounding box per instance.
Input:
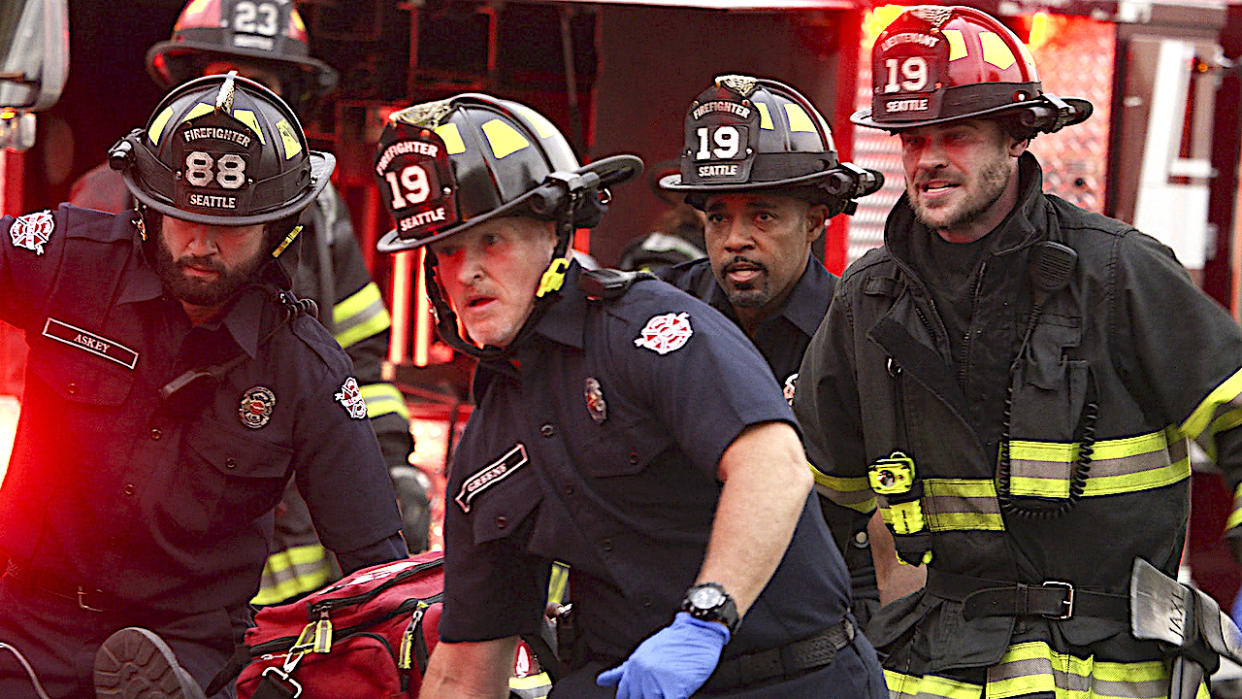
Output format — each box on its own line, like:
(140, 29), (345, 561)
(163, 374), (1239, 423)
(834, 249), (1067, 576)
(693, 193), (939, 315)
(596, 612), (730, 699)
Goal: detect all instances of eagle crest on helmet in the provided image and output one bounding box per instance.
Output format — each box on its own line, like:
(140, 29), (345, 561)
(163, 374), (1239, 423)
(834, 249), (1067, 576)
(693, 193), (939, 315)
(716, 74), (758, 98)
(393, 99), (455, 129)
(908, 6), (953, 28)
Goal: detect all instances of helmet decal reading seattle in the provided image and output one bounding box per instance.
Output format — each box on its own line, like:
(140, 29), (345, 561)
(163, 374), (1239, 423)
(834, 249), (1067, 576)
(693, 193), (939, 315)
(375, 103), (460, 242)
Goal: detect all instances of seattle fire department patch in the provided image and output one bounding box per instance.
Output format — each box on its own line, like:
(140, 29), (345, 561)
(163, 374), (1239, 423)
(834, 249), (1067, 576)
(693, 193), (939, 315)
(334, 376), (368, 419)
(634, 312), (693, 355)
(584, 377), (607, 424)
(783, 373), (798, 406)
(239, 386), (276, 429)
(455, 443), (528, 514)
(9, 210), (54, 255)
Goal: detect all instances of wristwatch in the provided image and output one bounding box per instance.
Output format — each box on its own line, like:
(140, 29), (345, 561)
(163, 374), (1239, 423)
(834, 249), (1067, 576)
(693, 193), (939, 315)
(680, 582), (740, 633)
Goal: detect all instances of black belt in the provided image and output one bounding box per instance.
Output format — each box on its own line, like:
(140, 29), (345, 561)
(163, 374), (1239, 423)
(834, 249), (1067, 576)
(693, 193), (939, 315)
(3, 560), (115, 613)
(700, 617), (854, 693)
(928, 569), (1129, 622)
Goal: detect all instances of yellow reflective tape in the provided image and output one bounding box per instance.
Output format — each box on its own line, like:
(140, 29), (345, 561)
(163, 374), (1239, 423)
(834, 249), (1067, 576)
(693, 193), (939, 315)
(809, 467), (870, 493)
(536, 257), (568, 297)
(251, 543), (332, 605)
(811, 468), (876, 512)
(756, 103), (773, 130)
(275, 119), (302, 160)
(1211, 407), (1242, 441)
(1081, 457), (1189, 497)
(271, 225), (301, 259)
(1009, 440), (1075, 463)
(548, 561), (569, 606)
(884, 669), (981, 699)
(436, 123), (466, 154)
(1010, 475), (1070, 498)
(1091, 430), (1170, 460)
(232, 109), (265, 144)
(482, 118), (530, 159)
(1227, 481), (1242, 531)
(148, 106), (175, 145)
(1182, 367), (1242, 440)
(922, 478), (1005, 532)
(509, 673), (552, 693)
(511, 103), (557, 139)
(183, 102), (214, 124)
(333, 282), (391, 349)
(783, 104), (815, 133)
(979, 32), (1017, 70)
(359, 383), (409, 421)
(885, 498), (925, 535)
(943, 29), (967, 62)
(925, 477), (997, 498)
(925, 511), (1005, 531)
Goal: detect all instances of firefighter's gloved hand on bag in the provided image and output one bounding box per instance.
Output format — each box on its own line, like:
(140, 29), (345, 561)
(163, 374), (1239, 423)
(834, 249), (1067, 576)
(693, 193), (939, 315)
(596, 612), (729, 699)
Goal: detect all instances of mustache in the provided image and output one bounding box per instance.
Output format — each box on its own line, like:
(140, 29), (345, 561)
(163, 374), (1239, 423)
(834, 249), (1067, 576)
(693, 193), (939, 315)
(723, 256), (766, 274)
(175, 255), (225, 274)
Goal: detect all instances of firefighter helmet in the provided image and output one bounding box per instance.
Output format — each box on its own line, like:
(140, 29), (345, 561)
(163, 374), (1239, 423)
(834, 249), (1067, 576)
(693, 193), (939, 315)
(108, 72), (335, 234)
(852, 5), (1091, 134)
(146, 0), (337, 105)
(660, 74), (883, 213)
(375, 93), (642, 253)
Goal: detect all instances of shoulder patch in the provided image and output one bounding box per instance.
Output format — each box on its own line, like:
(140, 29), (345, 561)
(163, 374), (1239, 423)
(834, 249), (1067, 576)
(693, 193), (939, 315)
(334, 376), (368, 419)
(9, 210), (54, 255)
(634, 312), (693, 355)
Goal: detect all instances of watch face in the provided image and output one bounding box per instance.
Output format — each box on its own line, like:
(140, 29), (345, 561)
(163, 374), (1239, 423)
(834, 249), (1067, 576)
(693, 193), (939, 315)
(689, 585), (725, 610)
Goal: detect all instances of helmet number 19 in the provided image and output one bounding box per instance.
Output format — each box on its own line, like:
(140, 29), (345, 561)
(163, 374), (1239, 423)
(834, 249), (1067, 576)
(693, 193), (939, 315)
(694, 125), (741, 161)
(882, 57), (929, 94)
(184, 151), (248, 190)
(384, 165), (431, 209)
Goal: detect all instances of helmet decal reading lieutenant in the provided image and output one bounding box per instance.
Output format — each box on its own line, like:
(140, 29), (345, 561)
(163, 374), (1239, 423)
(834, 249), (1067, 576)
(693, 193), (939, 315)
(374, 93), (642, 360)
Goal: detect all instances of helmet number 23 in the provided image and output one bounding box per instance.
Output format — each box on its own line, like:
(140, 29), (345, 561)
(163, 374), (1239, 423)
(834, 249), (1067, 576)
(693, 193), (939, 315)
(883, 57), (929, 93)
(233, 1), (280, 36)
(185, 152), (248, 190)
(695, 125), (741, 161)
(384, 165), (431, 209)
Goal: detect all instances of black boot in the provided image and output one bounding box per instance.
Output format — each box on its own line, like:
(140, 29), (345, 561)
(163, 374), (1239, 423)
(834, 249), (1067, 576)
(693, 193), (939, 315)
(94, 627), (207, 699)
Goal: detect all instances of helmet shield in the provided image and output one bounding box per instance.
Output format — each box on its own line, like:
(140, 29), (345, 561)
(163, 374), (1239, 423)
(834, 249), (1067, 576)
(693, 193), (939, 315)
(374, 117), (460, 243)
(114, 72), (334, 227)
(853, 6), (1091, 133)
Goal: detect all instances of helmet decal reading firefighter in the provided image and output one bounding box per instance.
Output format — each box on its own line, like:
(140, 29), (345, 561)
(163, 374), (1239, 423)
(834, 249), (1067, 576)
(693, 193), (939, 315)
(147, 0), (338, 108)
(373, 93), (643, 360)
(108, 72), (335, 238)
(852, 5), (1092, 134)
(659, 74), (883, 215)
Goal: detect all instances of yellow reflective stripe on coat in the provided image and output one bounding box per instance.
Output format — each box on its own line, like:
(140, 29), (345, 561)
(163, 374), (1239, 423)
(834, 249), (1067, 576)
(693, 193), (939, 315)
(1228, 481), (1242, 531)
(885, 641), (1209, 699)
(359, 382), (409, 421)
(252, 543), (333, 605)
(333, 282), (392, 350)
(1181, 366), (1242, 458)
(921, 478), (1004, 532)
(811, 464), (876, 513)
(1007, 428), (1190, 498)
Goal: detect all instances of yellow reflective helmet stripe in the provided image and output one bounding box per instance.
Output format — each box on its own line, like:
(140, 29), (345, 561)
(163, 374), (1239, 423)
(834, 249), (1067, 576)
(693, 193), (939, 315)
(756, 103), (773, 130)
(942, 29), (967, 62)
(783, 104), (816, 133)
(481, 118), (530, 159)
(359, 382), (409, 421)
(510, 103), (558, 139)
(275, 119), (302, 160)
(436, 123), (466, 154)
(979, 31), (1017, 70)
(148, 107), (175, 145)
(232, 109), (265, 144)
(183, 102), (214, 123)
(333, 282), (392, 350)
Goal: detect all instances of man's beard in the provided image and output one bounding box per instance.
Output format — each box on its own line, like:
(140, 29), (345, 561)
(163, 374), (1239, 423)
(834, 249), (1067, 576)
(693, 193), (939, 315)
(154, 234), (261, 308)
(718, 257), (771, 309)
(910, 155), (1011, 232)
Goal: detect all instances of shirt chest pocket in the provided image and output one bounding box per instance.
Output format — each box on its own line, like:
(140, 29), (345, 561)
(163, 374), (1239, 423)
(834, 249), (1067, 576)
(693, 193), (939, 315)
(457, 445), (543, 546)
(575, 415), (674, 479)
(175, 414), (294, 537)
(28, 334), (136, 407)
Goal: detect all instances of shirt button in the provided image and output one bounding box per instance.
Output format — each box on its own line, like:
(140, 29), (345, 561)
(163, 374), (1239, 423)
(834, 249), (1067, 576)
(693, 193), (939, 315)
(66, 382), (78, 395)
(150, 428), (162, 441)
(564, 484), (575, 495)
(123, 483), (135, 496)
(642, 597), (653, 608)
(496, 516), (507, 530)
(225, 458), (237, 470)
(540, 424), (556, 438)
(601, 539), (613, 552)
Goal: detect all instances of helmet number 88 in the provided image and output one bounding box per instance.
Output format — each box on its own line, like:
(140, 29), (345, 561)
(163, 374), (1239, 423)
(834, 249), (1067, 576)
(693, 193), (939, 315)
(695, 125), (741, 161)
(384, 165), (431, 209)
(883, 57), (929, 93)
(185, 152), (248, 190)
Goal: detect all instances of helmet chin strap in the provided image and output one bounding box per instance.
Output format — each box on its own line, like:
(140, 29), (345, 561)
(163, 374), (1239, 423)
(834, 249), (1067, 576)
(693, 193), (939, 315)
(424, 215), (575, 367)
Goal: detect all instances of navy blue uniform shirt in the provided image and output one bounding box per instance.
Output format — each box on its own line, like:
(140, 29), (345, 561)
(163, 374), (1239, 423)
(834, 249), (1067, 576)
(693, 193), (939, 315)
(439, 262), (851, 660)
(659, 254), (836, 400)
(0, 205), (403, 615)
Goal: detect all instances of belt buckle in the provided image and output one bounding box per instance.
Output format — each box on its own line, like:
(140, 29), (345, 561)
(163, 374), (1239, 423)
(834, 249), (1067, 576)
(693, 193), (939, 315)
(77, 586), (104, 613)
(1041, 580), (1074, 620)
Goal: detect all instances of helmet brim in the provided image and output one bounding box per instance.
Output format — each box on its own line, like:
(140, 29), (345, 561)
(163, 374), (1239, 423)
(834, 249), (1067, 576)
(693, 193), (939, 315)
(851, 96), (1093, 132)
(123, 149), (336, 227)
(657, 165), (845, 194)
(146, 40), (338, 93)
(378, 154), (643, 254)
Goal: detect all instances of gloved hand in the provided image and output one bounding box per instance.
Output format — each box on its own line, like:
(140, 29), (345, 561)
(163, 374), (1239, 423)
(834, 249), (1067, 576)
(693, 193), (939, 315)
(596, 612), (730, 699)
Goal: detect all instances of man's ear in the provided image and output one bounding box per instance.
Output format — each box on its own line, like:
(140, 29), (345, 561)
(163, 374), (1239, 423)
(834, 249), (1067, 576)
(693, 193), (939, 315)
(805, 203), (830, 243)
(1008, 136), (1030, 158)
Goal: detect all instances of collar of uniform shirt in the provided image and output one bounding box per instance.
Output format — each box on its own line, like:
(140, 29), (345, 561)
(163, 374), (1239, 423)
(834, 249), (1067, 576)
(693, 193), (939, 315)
(530, 259), (588, 351)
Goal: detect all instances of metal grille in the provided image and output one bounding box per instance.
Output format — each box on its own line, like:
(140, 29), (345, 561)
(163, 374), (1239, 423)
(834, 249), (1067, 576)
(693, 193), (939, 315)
(848, 14), (1116, 265)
